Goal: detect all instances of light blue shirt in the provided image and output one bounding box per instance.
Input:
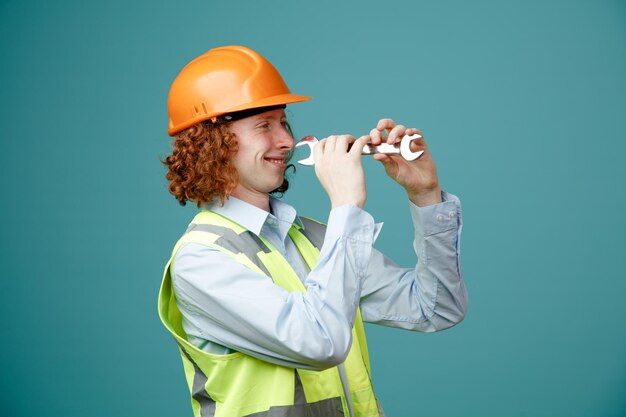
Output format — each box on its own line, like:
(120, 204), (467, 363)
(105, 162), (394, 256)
(172, 192), (467, 371)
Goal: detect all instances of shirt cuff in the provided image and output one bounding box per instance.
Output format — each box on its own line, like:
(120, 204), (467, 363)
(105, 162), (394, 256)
(325, 204), (379, 243)
(409, 191), (462, 237)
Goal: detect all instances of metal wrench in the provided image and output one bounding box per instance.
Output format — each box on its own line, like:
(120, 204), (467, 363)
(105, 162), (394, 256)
(295, 133), (424, 166)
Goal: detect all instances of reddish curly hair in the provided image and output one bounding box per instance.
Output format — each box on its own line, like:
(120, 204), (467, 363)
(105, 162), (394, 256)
(163, 120), (293, 207)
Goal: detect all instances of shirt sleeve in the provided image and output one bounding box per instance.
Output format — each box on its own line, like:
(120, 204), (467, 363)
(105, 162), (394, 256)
(171, 205), (376, 371)
(359, 191), (468, 331)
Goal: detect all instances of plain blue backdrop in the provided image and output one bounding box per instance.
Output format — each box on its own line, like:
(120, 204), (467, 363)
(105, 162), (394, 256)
(1, 1), (625, 416)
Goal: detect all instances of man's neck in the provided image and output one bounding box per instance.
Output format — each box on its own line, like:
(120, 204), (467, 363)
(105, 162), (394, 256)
(230, 186), (270, 212)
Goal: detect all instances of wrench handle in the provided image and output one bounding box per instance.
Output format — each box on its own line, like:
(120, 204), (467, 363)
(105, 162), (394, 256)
(360, 142), (401, 155)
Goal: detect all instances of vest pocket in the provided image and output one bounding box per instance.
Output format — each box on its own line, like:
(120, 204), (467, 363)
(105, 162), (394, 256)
(350, 386), (379, 417)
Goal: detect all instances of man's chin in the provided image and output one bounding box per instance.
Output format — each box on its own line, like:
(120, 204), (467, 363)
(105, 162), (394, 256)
(270, 180), (287, 194)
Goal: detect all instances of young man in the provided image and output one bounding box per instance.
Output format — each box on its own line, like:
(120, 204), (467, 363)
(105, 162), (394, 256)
(158, 45), (467, 417)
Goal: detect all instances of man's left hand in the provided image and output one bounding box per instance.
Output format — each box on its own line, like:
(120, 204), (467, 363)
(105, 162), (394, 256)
(369, 118), (442, 207)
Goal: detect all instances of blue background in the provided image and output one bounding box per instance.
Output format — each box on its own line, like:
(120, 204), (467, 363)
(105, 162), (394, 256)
(1, 0), (625, 416)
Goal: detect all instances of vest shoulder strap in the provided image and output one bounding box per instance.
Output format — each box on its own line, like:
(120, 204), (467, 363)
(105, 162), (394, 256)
(184, 211), (328, 278)
(297, 217), (327, 250)
(179, 210), (273, 277)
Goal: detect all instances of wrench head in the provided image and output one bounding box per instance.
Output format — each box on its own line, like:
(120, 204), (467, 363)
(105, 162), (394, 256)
(295, 135), (318, 165)
(400, 133), (425, 161)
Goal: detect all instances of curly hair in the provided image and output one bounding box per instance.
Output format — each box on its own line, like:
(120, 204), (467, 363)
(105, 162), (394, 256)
(163, 120), (293, 207)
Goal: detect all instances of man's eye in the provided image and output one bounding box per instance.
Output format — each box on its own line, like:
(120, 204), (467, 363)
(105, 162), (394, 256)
(256, 122), (270, 129)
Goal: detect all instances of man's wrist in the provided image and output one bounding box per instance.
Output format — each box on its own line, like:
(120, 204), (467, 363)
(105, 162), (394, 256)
(330, 197), (365, 209)
(408, 187), (442, 207)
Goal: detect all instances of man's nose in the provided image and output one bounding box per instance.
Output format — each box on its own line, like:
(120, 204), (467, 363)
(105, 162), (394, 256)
(276, 127), (294, 150)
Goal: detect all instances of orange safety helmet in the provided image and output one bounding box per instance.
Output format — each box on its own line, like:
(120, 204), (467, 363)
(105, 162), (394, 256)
(167, 45), (312, 136)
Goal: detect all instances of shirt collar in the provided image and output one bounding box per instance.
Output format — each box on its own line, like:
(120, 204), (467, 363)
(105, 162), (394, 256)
(204, 196), (303, 236)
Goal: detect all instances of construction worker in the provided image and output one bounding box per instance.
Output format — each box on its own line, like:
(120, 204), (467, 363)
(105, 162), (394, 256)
(158, 45), (468, 417)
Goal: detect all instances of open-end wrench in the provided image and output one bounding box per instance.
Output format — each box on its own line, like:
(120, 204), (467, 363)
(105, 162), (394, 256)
(295, 133), (424, 166)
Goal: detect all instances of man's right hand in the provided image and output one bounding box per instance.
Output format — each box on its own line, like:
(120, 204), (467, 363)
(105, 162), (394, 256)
(313, 134), (370, 209)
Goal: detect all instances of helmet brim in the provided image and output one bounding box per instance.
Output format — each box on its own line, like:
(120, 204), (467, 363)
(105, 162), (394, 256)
(168, 93), (311, 136)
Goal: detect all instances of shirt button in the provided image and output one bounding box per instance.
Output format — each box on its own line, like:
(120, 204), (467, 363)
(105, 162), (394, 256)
(448, 211), (456, 218)
(437, 214), (445, 222)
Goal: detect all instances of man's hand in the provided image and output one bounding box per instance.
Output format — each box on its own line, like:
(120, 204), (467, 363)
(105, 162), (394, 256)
(314, 134), (370, 209)
(370, 119), (442, 207)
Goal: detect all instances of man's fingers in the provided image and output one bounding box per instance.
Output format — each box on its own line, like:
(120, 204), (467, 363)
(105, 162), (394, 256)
(406, 127), (423, 137)
(372, 118), (399, 144)
(324, 135), (338, 152)
(387, 124), (407, 144)
(316, 135), (362, 164)
(335, 134), (355, 152)
(369, 127), (384, 145)
(349, 135), (370, 155)
(410, 134), (429, 154)
(313, 137), (326, 164)
(376, 118), (396, 131)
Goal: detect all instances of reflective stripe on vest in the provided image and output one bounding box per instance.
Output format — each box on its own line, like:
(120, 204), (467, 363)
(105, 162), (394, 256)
(297, 217), (326, 249)
(177, 341), (216, 417)
(158, 210), (380, 417)
(186, 223), (272, 277)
